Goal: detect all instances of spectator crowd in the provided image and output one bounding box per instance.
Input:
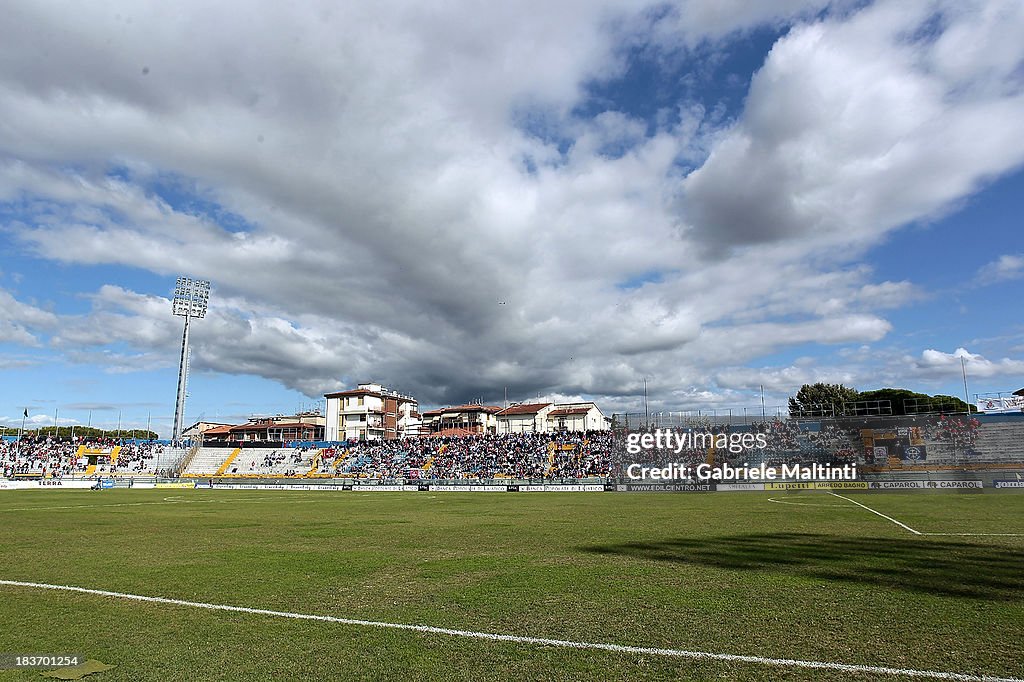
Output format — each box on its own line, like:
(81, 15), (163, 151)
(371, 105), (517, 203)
(1, 436), (171, 479)
(320, 431), (616, 480)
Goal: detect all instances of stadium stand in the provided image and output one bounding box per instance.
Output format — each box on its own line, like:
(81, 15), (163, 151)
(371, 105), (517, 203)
(972, 422), (1024, 463)
(183, 448), (234, 476)
(7, 414), (1020, 483)
(1, 438), (187, 478)
(180, 432), (614, 480)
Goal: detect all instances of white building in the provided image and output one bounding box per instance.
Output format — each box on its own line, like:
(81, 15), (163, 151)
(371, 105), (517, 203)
(421, 403), (502, 435)
(324, 383), (420, 441)
(546, 402), (608, 432)
(495, 403), (553, 434)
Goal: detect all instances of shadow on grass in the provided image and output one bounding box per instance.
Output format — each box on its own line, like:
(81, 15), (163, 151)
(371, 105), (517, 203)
(582, 533), (1024, 600)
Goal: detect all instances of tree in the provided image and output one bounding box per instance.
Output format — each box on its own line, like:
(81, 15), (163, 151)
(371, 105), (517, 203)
(852, 389), (977, 415)
(856, 388), (923, 416)
(788, 383), (860, 417)
(21, 426), (160, 440)
(928, 394), (976, 414)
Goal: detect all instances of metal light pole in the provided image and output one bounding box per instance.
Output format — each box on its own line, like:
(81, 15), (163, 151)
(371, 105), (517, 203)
(961, 356), (970, 412)
(643, 378), (649, 428)
(171, 277), (210, 442)
(18, 409), (27, 453)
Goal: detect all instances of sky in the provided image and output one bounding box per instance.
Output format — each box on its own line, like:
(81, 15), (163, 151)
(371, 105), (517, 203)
(1, 0), (1023, 436)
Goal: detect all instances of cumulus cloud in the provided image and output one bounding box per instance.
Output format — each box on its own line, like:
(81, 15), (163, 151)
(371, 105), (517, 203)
(682, 0), (1024, 255)
(0, 0), (1021, 408)
(976, 254), (1024, 284)
(714, 365), (861, 394)
(911, 347), (1024, 379)
(0, 288), (58, 346)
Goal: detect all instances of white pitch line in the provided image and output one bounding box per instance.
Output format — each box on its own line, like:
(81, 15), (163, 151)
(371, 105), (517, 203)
(0, 499), (191, 513)
(828, 492), (923, 535)
(0, 579), (1020, 682)
(0, 495), (323, 513)
(767, 497), (850, 508)
(922, 533), (1024, 537)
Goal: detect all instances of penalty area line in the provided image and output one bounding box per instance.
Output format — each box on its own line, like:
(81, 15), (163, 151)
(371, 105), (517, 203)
(1, 579), (1021, 682)
(829, 492), (922, 535)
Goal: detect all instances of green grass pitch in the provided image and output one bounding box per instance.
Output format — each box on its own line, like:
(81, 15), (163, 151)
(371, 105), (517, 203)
(0, 490), (1022, 681)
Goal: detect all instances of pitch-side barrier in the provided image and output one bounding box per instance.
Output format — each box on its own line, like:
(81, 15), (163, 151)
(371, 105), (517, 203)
(3, 477), (1022, 491)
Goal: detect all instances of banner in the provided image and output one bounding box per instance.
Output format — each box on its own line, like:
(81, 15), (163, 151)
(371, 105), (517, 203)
(429, 485), (507, 492)
(717, 483), (766, 491)
(614, 483), (714, 492)
(868, 480), (983, 489)
(155, 482), (197, 489)
(976, 395), (1024, 413)
(901, 445), (927, 462)
(352, 485), (419, 492)
(994, 480), (1024, 489)
(764, 481), (868, 490)
(0, 480), (94, 490)
(214, 483), (347, 491)
(520, 484), (606, 492)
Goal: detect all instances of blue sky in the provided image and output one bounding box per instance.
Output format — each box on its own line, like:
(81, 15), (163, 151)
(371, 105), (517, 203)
(1, 0), (1023, 435)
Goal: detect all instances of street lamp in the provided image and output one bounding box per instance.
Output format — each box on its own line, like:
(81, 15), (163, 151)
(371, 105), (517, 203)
(171, 277), (210, 442)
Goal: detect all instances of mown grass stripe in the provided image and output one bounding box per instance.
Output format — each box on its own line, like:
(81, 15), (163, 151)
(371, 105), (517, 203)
(1, 579), (1019, 682)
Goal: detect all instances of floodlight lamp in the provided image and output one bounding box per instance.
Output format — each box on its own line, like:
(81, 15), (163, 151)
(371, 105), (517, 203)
(171, 277), (210, 319)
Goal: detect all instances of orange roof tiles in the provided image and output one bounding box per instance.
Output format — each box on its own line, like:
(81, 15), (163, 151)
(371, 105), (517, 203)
(496, 402), (552, 416)
(548, 407), (591, 417)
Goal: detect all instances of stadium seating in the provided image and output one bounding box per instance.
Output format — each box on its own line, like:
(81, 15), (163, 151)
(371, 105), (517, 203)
(179, 448), (232, 476)
(1, 439), (187, 478)
(6, 416), (1021, 482)
(972, 422), (1024, 463)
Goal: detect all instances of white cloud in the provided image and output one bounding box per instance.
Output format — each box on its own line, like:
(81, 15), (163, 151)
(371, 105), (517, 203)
(976, 254), (1024, 283)
(912, 347), (1024, 378)
(0, 288), (58, 346)
(682, 0), (1024, 255)
(714, 365), (860, 393)
(0, 1), (1020, 408)
(14, 414), (79, 427)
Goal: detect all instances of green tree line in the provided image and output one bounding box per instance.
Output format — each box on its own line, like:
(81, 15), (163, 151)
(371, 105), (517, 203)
(0, 426), (159, 439)
(788, 383), (976, 417)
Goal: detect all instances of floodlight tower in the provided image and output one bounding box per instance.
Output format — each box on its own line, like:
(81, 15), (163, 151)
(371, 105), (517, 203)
(171, 277), (210, 442)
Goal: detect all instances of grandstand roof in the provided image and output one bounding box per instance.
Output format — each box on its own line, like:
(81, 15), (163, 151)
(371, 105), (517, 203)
(229, 421), (273, 431)
(496, 402), (551, 416)
(228, 421), (319, 432)
(422, 404), (503, 416)
(548, 407), (591, 417)
(203, 425), (236, 435)
(1015, 388), (1024, 397)
(323, 387), (416, 402)
(422, 428), (478, 438)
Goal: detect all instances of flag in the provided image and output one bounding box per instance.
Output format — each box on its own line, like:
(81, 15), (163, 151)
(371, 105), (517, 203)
(23, 408), (27, 418)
